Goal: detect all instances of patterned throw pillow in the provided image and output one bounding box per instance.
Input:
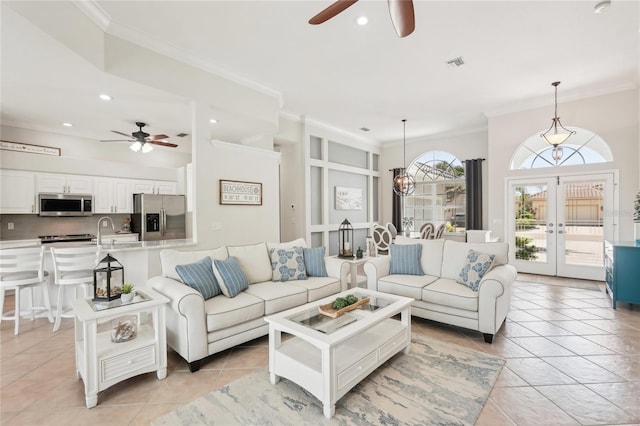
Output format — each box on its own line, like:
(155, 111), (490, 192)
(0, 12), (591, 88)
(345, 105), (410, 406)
(302, 247), (328, 277)
(457, 250), (496, 291)
(270, 247), (307, 282)
(175, 257), (222, 300)
(389, 244), (424, 275)
(212, 256), (249, 298)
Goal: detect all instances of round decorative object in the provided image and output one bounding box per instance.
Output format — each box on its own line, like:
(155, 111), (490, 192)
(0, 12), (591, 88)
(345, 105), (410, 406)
(393, 172), (415, 196)
(121, 292), (134, 304)
(356, 247), (363, 259)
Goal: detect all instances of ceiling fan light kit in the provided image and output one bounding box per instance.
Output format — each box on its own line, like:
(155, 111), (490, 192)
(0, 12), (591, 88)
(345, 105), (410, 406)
(101, 122), (177, 153)
(309, 0), (415, 38)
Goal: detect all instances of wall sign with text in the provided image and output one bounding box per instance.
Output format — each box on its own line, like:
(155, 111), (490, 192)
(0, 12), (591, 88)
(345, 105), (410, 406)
(219, 180), (262, 205)
(0, 140), (60, 156)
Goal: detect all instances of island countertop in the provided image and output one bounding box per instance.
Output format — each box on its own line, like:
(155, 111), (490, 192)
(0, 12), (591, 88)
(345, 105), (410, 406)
(0, 238), (196, 252)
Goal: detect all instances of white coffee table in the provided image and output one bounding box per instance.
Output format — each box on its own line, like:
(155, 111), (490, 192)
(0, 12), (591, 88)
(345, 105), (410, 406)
(264, 289), (412, 418)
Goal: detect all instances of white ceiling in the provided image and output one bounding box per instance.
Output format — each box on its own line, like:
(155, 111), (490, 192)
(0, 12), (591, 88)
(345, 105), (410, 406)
(2, 0), (638, 151)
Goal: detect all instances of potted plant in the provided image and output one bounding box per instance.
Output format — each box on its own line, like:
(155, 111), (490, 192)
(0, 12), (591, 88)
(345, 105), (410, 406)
(121, 283), (135, 303)
(402, 216), (414, 236)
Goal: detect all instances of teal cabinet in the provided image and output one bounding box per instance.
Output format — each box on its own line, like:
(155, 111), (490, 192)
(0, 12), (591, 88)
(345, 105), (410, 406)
(604, 241), (640, 309)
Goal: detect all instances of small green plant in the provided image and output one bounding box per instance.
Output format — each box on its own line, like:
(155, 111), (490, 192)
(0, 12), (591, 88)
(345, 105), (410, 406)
(515, 236), (538, 260)
(402, 216), (414, 230)
(122, 283), (134, 294)
(332, 294), (359, 310)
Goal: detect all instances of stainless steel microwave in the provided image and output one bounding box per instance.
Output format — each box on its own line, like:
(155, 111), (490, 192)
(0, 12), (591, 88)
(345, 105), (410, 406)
(38, 193), (93, 216)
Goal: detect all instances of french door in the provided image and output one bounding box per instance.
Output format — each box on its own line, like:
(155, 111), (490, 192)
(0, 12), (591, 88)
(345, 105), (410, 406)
(507, 173), (614, 280)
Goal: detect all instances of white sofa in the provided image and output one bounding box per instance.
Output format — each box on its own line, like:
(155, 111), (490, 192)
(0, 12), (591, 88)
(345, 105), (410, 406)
(363, 236), (517, 343)
(148, 239), (349, 372)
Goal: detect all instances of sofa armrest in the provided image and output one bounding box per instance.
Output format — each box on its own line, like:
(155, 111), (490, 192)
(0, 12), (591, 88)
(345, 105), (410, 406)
(148, 275), (208, 363)
(477, 264), (517, 335)
(324, 256), (351, 292)
(363, 256), (391, 291)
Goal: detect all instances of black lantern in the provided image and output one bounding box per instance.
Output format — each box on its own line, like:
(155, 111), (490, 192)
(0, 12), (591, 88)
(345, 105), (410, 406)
(338, 218), (354, 258)
(93, 253), (124, 301)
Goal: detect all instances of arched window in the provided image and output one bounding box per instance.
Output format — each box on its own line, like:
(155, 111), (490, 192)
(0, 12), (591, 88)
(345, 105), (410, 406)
(405, 151), (466, 233)
(511, 127), (612, 170)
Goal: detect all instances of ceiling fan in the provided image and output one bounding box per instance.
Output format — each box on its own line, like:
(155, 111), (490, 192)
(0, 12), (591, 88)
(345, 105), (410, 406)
(101, 122), (178, 153)
(309, 0), (415, 38)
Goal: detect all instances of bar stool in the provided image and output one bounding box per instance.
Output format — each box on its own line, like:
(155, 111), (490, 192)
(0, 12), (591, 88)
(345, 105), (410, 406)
(50, 246), (100, 332)
(0, 246), (54, 335)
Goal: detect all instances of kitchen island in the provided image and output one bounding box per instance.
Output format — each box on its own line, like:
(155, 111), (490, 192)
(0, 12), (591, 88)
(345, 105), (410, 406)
(1, 237), (195, 320)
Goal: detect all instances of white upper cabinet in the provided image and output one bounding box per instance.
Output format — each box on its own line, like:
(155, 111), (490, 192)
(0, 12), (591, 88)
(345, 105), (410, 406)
(94, 178), (133, 214)
(0, 170), (36, 214)
(36, 173), (93, 194)
(131, 180), (177, 195)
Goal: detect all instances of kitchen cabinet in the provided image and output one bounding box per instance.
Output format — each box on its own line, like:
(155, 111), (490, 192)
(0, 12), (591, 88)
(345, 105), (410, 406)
(0, 170), (36, 213)
(37, 173), (93, 194)
(604, 240), (640, 309)
(131, 180), (177, 195)
(94, 178), (133, 214)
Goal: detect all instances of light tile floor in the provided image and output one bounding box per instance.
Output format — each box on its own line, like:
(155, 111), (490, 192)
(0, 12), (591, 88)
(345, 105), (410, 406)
(1, 274), (638, 425)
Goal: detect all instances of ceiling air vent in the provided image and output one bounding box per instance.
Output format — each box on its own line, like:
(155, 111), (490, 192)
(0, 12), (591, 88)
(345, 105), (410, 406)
(176, 133), (189, 138)
(360, 127), (370, 132)
(446, 57), (465, 68)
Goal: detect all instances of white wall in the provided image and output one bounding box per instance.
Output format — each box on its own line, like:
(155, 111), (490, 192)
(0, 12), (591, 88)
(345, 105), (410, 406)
(380, 129), (489, 227)
(488, 88), (639, 241)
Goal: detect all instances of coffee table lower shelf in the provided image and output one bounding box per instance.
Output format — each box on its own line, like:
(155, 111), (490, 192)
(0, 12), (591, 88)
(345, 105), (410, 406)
(270, 318), (409, 418)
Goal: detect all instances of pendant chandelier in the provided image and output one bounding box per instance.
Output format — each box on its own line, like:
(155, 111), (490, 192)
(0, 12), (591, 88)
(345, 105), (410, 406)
(540, 81), (575, 148)
(393, 119), (415, 196)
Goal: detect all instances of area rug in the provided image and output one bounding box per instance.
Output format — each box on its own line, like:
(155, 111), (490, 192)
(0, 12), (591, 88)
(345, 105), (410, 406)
(153, 334), (504, 425)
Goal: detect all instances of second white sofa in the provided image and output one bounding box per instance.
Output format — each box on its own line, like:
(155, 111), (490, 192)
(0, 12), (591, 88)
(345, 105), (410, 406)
(364, 236), (517, 343)
(149, 238), (349, 372)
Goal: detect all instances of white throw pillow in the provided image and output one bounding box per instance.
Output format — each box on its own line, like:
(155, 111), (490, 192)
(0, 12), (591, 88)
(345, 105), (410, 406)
(266, 238), (307, 251)
(227, 242), (272, 284)
(161, 247), (228, 281)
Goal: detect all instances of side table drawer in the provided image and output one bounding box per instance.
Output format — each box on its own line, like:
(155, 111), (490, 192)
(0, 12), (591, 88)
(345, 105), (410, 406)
(379, 331), (407, 360)
(337, 350), (377, 391)
(101, 345), (156, 383)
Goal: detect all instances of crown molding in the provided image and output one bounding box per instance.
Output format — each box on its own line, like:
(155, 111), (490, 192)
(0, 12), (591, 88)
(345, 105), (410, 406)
(210, 139), (281, 161)
(73, 1), (284, 108)
(383, 126), (488, 148)
(302, 116), (381, 149)
(484, 82), (638, 118)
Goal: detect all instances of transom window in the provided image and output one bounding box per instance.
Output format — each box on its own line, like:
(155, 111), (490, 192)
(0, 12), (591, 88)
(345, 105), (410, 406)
(511, 127), (612, 170)
(404, 151), (466, 233)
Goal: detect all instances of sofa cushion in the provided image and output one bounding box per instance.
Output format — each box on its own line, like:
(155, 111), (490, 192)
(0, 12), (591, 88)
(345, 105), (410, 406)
(441, 241), (508, 281)
(270, 247), (307, 282)
(227, 242), (272, 284)
(289, 276), (341, 302)
(422, 278), (479, 312)
(302, 247), (328, 277)
(389, 243), (424, 275)
(213, 257), (249, 298)
(457, 250), (496, 291)
(244, 281), (308, 315)
(204, 292), (265, 332)
(394, 236), (444, 277)
(160, 247), (228, 281)
(378, 274), (439, 300)
(175, 257), (222, 299)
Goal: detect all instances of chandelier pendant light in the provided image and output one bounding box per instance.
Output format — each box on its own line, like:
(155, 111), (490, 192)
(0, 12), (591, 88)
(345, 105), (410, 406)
(393, 119), (416, 196)
(541, 81), (575, 148)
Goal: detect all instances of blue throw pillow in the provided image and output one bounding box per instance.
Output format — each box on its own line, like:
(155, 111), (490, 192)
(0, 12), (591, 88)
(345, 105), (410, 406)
(303, 247), (328, 277)
(389, 244), (424, 276)
(270, 247), (307, 282)
(457, 250), (496, 291)
(175, 257), (222, 300)
(213, 256), (249, 298)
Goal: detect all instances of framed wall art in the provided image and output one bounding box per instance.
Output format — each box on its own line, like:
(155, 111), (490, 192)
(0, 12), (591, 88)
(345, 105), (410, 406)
(0, 140), (60, 156)
(219, 180), (262, 205)
(335, 186), (362, 210)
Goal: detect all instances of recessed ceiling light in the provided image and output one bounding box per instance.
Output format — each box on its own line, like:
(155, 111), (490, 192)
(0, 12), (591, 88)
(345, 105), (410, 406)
(210, 119), (218, 124)
(356, 16), (368, 26)
(99, 94), (112, 101)
(594, 0), (611, 13)
(62, 122), (73, 127)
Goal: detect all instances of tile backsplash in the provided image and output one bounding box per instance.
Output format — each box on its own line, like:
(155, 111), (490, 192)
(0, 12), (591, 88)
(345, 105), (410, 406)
(0, 214), (132, 240)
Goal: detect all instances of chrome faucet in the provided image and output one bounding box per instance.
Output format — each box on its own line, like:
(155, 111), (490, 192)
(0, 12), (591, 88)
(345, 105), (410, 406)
(97, 217), (115, 245)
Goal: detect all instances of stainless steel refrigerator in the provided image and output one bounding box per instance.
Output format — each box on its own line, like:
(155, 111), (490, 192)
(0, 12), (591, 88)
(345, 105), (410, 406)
(131, 194), (186, 241)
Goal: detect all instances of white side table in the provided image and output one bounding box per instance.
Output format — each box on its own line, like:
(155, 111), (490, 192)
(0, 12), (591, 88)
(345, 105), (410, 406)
(333, 256), (368, 288)
(71, 288), (169, 408)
